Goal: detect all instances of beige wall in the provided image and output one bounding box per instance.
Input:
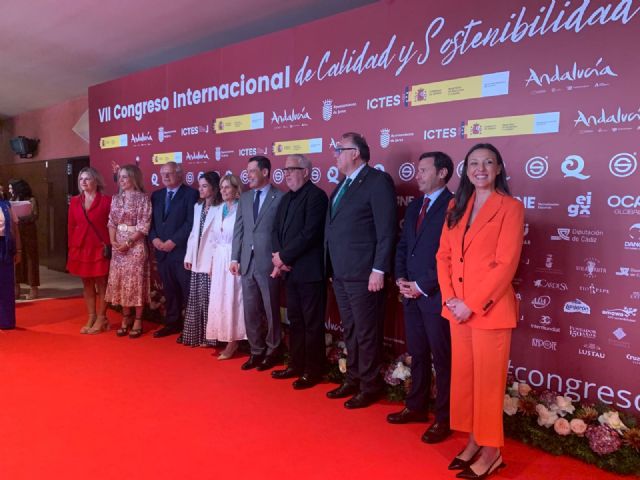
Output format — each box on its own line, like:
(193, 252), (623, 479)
(0, 95), (89, 165)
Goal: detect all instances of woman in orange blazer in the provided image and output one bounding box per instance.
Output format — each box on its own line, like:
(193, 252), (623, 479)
(436, 143), (524, 480)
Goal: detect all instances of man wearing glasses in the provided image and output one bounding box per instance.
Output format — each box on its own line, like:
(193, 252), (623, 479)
(325, 132), (397, 408)
(270, 154), (329, 389)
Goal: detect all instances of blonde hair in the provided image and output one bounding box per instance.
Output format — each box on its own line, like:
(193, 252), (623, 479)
(118, 164), (145, 193)
(77, 166), (105, 193)
(220, 174), (242, 197)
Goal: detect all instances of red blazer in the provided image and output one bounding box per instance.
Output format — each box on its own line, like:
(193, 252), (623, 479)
(436, 191), (524, 329)
(68, 192), (112, 249)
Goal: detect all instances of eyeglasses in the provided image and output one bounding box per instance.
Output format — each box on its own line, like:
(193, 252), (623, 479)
(333, 147), (357, 156)
(282, 167), (305, 173)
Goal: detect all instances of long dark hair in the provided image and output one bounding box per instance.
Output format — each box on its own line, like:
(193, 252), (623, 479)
(446, 143), (511, 228)
(8, 178), (33, 201)
(198, 171), (222, 205)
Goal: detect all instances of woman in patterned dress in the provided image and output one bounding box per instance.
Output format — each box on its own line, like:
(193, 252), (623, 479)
(206, 174), (246, 360)
(182, 171), (221, 347)
(104, 165), (152, 338)
(67, 167), (112, 334)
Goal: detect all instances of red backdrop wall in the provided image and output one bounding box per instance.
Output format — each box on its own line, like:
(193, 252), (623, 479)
(89, 0), (640, 412)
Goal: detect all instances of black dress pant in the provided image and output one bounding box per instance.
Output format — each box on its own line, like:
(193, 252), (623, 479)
(332, 278), (385, 394)
(157, 256), (191, 328)
(286, 279), (326, 377)
(403, 298), (451, 422)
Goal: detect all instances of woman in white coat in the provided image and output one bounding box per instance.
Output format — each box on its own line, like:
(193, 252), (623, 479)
(206, 174), (246, 360)
(182, 171), (221, 347)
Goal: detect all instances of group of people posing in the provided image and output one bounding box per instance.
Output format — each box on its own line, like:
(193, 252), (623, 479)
(2, 132), (524, 480)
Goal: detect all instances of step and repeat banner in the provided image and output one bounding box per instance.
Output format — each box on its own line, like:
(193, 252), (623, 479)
(89, 0), (640, 411)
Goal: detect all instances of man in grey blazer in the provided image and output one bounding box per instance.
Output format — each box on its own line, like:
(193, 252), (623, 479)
(325, 132), (397, 409)
(230, 156), (284, 371)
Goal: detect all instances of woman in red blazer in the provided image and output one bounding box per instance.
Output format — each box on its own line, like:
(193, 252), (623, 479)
(436, 144), (524, 480)
(67, 167), (112, 334)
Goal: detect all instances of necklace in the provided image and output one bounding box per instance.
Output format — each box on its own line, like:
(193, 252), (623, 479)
(221, 201), (237, 231)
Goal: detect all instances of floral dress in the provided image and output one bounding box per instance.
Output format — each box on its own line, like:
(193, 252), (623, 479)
(105, 191), (152, 307)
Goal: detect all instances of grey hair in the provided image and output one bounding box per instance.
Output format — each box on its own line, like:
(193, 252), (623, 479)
(163, 161), (183, 175)
(288, 154), (312, 171)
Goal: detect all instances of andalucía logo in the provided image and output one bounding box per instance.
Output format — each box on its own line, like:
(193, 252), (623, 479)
(185, 151), (210, 162)
(130, 132), (152, 145)
(563, 299), (591, 314)
(574, 106), (640, 130)
(271, 107), (312, 126)
(525, 58), (618, 88)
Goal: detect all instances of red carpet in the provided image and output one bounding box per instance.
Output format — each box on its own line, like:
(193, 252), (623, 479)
(0, 298), (622, 479)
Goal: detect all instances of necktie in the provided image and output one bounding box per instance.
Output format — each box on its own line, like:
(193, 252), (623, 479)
(253, 189), (262, 222)
(164, 190), (174, 217)
(331, 178), (352, 218)
(415, 196), (431, 233)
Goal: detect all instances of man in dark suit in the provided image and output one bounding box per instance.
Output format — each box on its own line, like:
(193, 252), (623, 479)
(387, 151), (454, 444)
(149, 161), (198, 338)
(270, 154), (328, 389)
(231, 156), (284, 371)
(325, 132), (397, 409)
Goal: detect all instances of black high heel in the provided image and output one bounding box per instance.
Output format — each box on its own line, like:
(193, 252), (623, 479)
(116, 315), (133, 337)
(449, 446), (482, 470)
(456, 454), (505, 479)
(129, 318), (143, 339)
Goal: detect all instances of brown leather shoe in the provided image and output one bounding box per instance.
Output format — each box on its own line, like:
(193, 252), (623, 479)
(387, 407), (429, 424)
(421, 421), (452, 444)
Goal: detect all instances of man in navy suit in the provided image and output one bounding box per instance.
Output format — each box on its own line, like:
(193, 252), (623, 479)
(325, 132), (397, 409)
(149, 161), (198, 338)
(387, 151), (454, 444)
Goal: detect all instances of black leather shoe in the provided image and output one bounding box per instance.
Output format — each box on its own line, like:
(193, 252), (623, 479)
(421, 421), (452, 444)
(386, 407), (429, 424)
(456, 455), (505, 479)
(241, 354), (264, 371)
(176, 334), (183, 344)
(344, 391), (382, 409)
(257, 354), (282, 371)
(271, 367), (301, 379)
(326, 383), (358, 399)
(153, 325), (181, 338)
(448, 447), (482, 471)
(292, 374), (321, 390)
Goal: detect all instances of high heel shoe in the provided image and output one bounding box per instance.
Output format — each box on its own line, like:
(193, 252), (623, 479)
(218, 341), (239, 360)
(456, 454), (505, 479)
(88, 315), (110, 335)
(80, 314), (97, 334)
(129, 318), (143, 339)
(116, 315), (133, 337)
(449, 446), (482, 470)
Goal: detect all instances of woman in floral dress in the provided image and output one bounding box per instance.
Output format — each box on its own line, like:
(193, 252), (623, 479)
(105, 165), (152, 338)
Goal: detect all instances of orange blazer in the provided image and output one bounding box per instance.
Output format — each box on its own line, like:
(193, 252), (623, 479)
(436, 191), (524, 329)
